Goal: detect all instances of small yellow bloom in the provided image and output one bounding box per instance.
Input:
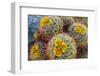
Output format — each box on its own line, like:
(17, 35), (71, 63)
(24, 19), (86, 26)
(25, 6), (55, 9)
(53, 37), (68, 56)
(31, 44), (41, 58)
(74, 26), (81, 33)
(33, 52), (40, 58)
(32, 44), (39, 50)
(80, 27), (86, 35)
(53, 48), (62, 57)
(40, 16), (53, 28)
(74, 23), (86, 35)
(48, 19), (53, 25)
(61, 42), (67, 48)
(61, 42), (68, 53)
(54, 38), (62, 46)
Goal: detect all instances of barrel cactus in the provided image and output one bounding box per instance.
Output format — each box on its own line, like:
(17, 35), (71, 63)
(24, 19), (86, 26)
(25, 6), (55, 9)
(68, 22), (87, 46)
(46, 33), (77, 59)
(34, 16), (63, 43)
(39, 16), (63, 34)
(29, 41), (47, 60)
(60, 16), (75, 33)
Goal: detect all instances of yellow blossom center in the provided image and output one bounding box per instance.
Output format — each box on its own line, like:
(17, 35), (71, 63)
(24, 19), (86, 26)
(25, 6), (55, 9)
(74, 23), (86, 35)
(53, 48), (62, 57)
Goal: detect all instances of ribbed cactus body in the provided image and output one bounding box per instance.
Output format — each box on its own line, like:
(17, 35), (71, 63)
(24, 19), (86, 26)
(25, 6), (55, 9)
(29, 41), (47, 60)
(39, 16), (63, 36)
(68, 22), (87, 46)
(47, 33), (77, 59)
(60, 16), (75, 32)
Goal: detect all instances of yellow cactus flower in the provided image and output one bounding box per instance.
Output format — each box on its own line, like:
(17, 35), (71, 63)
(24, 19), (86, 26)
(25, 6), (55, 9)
(40, 16), (53, 28)
(53, 37), (68, 56)
(74, 26), (81, 33)
(32, 44), (39, 50)
(61, 42), (67, 48)
(54, 38), (62, 46)
(53, 48), (62, 57)
(74, 23), (86, 35)
(31, 44), (41, 58)
(80, 26), (86, 35)
(61, 42), (68, 53)
(49, 19), (53, 25)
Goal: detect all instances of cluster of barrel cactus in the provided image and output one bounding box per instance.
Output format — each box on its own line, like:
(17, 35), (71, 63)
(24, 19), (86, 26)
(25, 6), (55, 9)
(28, 15), (88, 60)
